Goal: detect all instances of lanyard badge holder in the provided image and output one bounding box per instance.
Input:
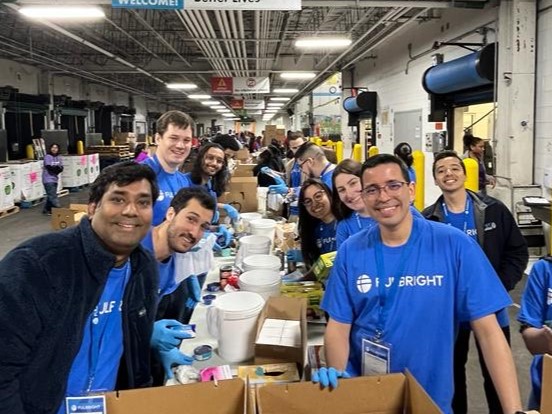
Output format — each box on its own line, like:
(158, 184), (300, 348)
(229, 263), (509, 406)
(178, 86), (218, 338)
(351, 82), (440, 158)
(361, 219), (420, 377)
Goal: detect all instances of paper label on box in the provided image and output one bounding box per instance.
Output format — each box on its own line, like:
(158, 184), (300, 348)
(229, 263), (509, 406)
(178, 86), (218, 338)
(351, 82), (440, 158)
(65, 395), (106, 414)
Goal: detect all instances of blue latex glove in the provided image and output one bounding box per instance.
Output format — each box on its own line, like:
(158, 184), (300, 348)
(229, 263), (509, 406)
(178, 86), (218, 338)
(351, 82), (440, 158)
(286, 249), (303, 262)
(187, 275), (201, 302)
(312, 367), (351, 389)
(223, 204), (240, 221)
(261, 166), (286, 186)
(214, 225), (232, 250)
(151, 319), (193, 352)
(268, 183), (289, 195)
(158, 347), (194, 379)
(212, 210), (220, 224)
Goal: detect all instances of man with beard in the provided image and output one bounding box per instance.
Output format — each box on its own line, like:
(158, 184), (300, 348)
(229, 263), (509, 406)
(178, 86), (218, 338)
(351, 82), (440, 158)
(294, 142), (336, 189)
(142, 186), (215, 384)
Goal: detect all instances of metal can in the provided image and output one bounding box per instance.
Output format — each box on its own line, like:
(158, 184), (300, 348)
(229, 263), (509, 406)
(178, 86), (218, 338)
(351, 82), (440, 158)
(219, 265), (234, 289)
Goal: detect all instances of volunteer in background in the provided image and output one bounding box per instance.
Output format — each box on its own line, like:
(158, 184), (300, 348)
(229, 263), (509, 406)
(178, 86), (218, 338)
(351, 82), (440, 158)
(463, 133), (496, 194)
(134, 143), (149, 163)
(393, 142), (416, 183)
(253, 145), (286, 187)
(211, 133), (241, 172)
(296, 179), (337, 269)
(0, 162), (159, 414)
(423, 150), (528, 414)
(318, 154), (523, 414)
(331, 159), (376, 248)
(294, 142), (336, 189)
(42, 143), (63, 215)
(142, 110), (193, 225)
(142, 187), (216, 385)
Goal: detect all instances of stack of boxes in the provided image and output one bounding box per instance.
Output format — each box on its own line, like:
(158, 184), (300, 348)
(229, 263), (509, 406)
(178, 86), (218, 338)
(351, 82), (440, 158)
(87, 153), (100, 184)
(0, 165), (15, 210)
(61, 155), (88, 189)
(0, 160), (44, 202)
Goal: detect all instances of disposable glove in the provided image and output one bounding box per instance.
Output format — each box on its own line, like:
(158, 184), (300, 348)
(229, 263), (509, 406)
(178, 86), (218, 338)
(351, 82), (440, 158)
(268, 183), (289, 195)
(214, 225), (232, 250)
(151, 319), (193, 352)
(261, 166), (286, 186)
(212, 210), (220, 224)
(223, 204), (240, 221)
(159, 347), (194, 379)
(311, 367), (351, 389)
(286, 249), (303, 263)
(186, 275), (202, 302)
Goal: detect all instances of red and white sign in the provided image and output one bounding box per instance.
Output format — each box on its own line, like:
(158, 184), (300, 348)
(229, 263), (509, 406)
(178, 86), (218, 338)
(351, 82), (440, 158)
(211, 77), (233, 95)
(230, 99), (244, 109)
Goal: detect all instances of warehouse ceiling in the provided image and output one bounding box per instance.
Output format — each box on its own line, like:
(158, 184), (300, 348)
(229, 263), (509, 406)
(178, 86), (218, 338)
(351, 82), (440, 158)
(0, 0), (489, 119)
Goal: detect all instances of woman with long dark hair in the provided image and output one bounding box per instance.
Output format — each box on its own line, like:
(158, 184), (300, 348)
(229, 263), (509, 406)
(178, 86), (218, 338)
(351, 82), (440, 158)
(332, 159), (376, 248)
(462, 134), (496, 193)
(298, 178), (337, 269)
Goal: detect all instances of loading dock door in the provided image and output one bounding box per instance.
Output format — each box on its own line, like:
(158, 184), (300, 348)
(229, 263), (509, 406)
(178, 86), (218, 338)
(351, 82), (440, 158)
(394, 109), (422, 151)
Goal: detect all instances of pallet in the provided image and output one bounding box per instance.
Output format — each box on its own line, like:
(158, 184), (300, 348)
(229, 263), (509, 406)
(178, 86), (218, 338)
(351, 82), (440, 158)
(0, 205), (20, 219)
(57, 189), (70, 198)
(18, 196), (46, 208)
(66, 184), (89, 193)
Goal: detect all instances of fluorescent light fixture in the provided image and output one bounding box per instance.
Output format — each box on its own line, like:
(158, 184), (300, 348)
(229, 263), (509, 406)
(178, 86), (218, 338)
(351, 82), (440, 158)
(228, 118), (241, 121)
(270, 97), (290, 101)
(201, 100), (220, 105)
(295, 38), (352, 49)
(188, 94), (211, 100)
(267, 103), (284, 107)
(211, 105), (226, 109)
(280, 72), (316, 80)
(166, 83), (197, 90)
(216, 109), (231, 113)
(264, 110), (278, 113)
(273, 88), (299, 94)
(19, 6), (105, 19)
(222, 114), (235, 117)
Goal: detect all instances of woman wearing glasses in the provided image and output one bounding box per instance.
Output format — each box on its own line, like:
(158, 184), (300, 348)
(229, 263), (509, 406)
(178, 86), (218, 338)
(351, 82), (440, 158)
(332, 159), (377, 248)
(297, 179), (337, 269)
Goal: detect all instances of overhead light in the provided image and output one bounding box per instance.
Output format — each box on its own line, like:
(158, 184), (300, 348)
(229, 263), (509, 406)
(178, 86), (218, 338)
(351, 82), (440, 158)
(264, 109), (278, 113)
(273, 88), (299, 94)
(295, 38), (352, 49)
(267, 103), (284, 107)
(166, 83), (197, 90)
(270, 97), (290, 101)
(216, 109), (231, 113)
(280, 72), (316, 80)
(188, 94), (211, 100)
(19, 6), (105, 19)
(201, 100), (220, 105)
(228, 118), (241, 121)
(211, 105), (226, 109)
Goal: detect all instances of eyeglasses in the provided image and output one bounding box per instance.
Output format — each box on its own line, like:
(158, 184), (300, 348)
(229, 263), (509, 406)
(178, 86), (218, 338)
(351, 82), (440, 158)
(298, 158), (311, 169)
(361, 181), (408, 198)
(304, 190), (326, 208)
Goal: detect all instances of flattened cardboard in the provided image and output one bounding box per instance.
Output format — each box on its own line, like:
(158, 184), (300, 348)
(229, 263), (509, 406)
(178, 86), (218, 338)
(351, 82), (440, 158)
(256, 371), (442, 414)
(254, 297), (307, 376)
(51, 204), (88, 230)
(105, 378), (246, 414)
(542, 354), (552, 413)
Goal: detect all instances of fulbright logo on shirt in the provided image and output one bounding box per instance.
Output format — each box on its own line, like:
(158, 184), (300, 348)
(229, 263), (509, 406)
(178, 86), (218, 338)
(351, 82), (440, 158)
(356, 274), (444, 294)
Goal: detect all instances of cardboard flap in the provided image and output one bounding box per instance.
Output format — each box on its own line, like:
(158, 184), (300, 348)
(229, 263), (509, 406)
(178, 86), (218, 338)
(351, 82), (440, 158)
(404, 370), (443, 414)
(542, 354), (552, 413)
(257, 374), (407, 414)
(104, 378), (246, 414)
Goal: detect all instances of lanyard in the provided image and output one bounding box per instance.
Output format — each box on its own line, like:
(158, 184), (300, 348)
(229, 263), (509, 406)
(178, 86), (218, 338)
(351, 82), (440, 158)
(319, 162), (332, 179)
(442, 197), (471, 233)
(86, 262), (130, 394)
(373, 219), (420, 339)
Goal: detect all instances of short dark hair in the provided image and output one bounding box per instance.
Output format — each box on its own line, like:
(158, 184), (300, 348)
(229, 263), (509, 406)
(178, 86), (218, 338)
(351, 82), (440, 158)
(432, 150), (466, 178)
(190, 143), (229, 197)
(156, 110), (194, 137)
(294, 141), (324, 161)
(89, 161), (159, 205)
(393, 142), (413, 168)
(170, 186), (216, 215)
(289, 131), (305, 141)
(361, 154), (410, 184)
(331, 159), (362, 220)
(212, 134), (240, 152)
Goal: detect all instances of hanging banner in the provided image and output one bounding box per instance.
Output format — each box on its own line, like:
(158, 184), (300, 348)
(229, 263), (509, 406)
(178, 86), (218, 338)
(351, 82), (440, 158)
(183, 0), (301, 10)
(211, 77), (233, 95)
(243, 99), (265, 110)
(233, 77), (270, 94)
(112, 0), (183, 9)
(230, 99), (244, 109)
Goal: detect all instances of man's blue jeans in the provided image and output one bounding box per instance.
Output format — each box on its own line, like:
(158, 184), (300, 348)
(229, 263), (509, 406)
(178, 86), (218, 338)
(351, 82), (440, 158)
(43, 182), (60, 213)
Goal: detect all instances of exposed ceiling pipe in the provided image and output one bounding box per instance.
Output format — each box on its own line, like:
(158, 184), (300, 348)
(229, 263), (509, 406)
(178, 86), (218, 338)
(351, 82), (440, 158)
(216, 10), (241, 76)
(229, 10), (247, 76)
(254, 11), (260, 76)
(237, 11), (249, 77)
(301, 1), (462, 7)
(199, 9), (232, 76)
(295, 7), (341, 66)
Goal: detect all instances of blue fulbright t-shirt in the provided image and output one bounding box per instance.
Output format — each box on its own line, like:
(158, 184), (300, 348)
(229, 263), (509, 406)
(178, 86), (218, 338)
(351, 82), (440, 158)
(336, 213), (377, 248)
(315, 220), (337, 254)
(141, 229), (177, 297)
(57, 261), (131, 414)
(322, 216), (511, 414)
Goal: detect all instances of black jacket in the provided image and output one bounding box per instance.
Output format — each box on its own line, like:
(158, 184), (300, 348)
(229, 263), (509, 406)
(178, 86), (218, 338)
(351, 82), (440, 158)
(0, 219), (158, 414)
(423, 190), (528, 291)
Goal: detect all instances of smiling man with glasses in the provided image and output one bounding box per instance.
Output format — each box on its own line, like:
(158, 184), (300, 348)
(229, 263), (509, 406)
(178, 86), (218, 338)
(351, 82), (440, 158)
(317, 153), (524, 414)
(294, 142), (336, 189)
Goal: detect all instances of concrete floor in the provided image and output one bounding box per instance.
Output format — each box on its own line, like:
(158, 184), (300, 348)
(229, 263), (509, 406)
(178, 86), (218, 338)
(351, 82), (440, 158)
(0, 191), (536, 412)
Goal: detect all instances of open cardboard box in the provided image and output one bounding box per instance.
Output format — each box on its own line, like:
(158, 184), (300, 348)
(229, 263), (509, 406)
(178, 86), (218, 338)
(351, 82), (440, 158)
(104, 378), (246, 414)
(233, 163), (256, 177)
(254, 297), (307, 377)
(51, 204), (88, 230)
(219, 176), (258, 213)
(256, 371), (442, 414)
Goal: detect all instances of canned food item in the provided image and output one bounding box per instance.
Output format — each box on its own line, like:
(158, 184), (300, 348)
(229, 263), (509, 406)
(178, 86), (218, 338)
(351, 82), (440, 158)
(219, 265), (234, 289)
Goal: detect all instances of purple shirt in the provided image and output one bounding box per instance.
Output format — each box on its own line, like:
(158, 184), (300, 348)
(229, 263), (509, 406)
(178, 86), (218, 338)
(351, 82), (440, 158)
(43, 154), (63, 184)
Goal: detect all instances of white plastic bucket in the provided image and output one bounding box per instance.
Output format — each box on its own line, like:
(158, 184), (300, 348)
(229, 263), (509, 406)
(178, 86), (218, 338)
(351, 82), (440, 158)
(206, 291), (265, 362)
(235, 235), (272, 269)
(241, 212), (263, 233)
(257, 187), (269, 214)
(242, 254), (281, 273)
(250, 218), (277, 248)
(239, 270), (281, 301)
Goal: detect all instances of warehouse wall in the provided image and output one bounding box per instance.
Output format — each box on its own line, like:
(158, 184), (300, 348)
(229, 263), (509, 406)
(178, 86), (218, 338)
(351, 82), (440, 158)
(0, 58), (40, 95)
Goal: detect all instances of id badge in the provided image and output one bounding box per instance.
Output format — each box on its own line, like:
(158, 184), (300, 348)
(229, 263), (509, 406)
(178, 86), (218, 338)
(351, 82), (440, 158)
(361, 337), (391, 376)
(65, 395), (106, 414)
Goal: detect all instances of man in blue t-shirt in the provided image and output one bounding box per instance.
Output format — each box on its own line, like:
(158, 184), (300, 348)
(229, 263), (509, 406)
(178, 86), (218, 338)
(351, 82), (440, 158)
(141, 110), (194, 226)
(294, 142), (336, 189)
(318, 154), (523, 414)
(142, 186), (216, 385)
(423, 150), (528, 414)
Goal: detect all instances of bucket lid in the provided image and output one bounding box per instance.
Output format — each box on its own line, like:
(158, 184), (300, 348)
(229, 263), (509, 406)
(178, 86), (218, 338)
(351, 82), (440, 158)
(240, 270), (281, 288)
(250, 218), (277, 229)
(241, 212), (263, 221)
(239, 235), (271, 246)
(214, 291), (265, 319)
(243, 254), (281, 269)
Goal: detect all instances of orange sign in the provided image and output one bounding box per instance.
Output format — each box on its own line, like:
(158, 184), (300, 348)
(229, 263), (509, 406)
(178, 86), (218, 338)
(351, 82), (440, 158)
(211, 77), (233, 95)
(231, 99), (244, 109)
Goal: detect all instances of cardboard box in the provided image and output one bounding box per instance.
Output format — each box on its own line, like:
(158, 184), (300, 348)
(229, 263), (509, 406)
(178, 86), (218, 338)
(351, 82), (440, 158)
(233, 163), (256, 177)
(236, 149), (251, 162)
(254, 297), (307, 376)
(105, 378), (246, 414)
(542, 354), (552, 413)
(256, 372), (442, 414)
(312, 251), (337, 282)
(51, 204), (88, 230)
(219, 176), (258, 213)
(274, 222), (298, 252)
(238, 363), (300, 385)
